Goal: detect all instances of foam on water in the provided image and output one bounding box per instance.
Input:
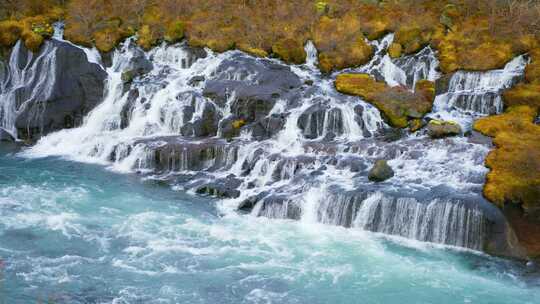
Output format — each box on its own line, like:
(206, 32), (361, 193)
(2, 149), (540, 303)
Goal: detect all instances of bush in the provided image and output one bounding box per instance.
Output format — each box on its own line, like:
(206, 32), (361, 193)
(0, 20), (23, 47)
(164, 20), (185, 43)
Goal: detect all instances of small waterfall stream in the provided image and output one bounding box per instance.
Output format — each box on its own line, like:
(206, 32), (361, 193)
(16, 32), (530, 256)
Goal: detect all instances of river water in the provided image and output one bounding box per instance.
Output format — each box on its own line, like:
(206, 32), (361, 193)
(1, 144), (539, 303)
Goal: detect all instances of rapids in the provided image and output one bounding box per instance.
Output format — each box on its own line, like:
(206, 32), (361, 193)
(1, 145), (539, 303)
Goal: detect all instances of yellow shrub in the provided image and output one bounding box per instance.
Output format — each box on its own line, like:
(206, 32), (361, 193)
(94, 27), (123, 53)
(0, 20), (23, 47)
(164, 20), (185, 44)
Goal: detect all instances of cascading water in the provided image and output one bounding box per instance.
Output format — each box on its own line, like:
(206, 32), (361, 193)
(0, 41), (57, 137)
(23, 33), (528, 257)
(431, 55), (528, 127)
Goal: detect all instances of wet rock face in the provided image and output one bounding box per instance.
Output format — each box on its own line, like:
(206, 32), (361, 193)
(368, 160), (394, 182)
(0, 128), (14, 142)
(297, 103), (344, 139)
(2, 40), (107, 141)
(203, 53), (302, 139)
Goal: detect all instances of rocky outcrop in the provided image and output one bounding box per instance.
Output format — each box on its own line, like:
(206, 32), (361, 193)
(0, 39), (107, 141)
(203, 53), (302, 139)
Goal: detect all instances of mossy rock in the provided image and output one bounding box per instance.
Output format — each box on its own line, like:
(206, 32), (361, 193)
(503, 83), (540, 110)
(409, 119), (424, 132)
(335, 74), (434, 128)
(0, 20), (23, 48)
(22, 31), (44, 52)
(427, 119), (461, 138)
(94, 27), (123, 53)
(272, 38), (306, 64)
(232, 119), (246, 129)
(313, 14), (373, 72)
(237, 43), (269, 58)
(137, 25), (158, 51)
(368, 160), (394, 182)
(474, 106), (540, 213)
(525, 49), (540, 83)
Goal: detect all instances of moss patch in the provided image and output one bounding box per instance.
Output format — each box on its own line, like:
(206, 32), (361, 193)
(335, 74), (435, 129)
(272, 38), (306, 64)
(474, 106), (540, 213)
(313, 14), (373, 73)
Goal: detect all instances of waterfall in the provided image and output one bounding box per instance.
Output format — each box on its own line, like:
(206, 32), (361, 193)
(22, 34), (528, 255)
(0, 41), (57, 137)
(431, 55), (528, 127)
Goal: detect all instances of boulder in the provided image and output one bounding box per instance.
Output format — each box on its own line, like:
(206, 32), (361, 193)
(427, 120), (462, 138)
(368, 160), (394, 182)
(272, 38), (307, 64)
(5, 39), (107, 141)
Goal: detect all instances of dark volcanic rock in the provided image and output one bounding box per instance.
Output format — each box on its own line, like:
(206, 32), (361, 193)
(368, 160), (394, 182)
(195, 175), (242, 198)
(203, 53), (302, 139)
(180, 102), (220, 137)
(0, 128), (14, 142)
(5, 40), (107, 141)
(245, 113), (287, 139)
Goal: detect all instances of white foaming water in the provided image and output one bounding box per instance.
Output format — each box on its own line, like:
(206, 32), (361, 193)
(431, 55), (528, 128)
(21, 34), (528, 253)
(2, 148), (539, 303)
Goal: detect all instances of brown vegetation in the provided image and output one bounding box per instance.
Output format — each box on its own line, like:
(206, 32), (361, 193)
(2, 0), (540, 73)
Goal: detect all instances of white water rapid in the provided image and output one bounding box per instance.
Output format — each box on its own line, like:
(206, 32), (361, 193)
(17, 32), (530, 256)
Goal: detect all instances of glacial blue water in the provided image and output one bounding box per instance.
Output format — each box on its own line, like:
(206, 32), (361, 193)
(0, 143), (539, 304)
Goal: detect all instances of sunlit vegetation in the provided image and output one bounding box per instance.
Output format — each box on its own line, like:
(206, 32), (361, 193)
(2, 0), (540, 72)
(0, 1), (63, 52)
(474, 106), (540, 214)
